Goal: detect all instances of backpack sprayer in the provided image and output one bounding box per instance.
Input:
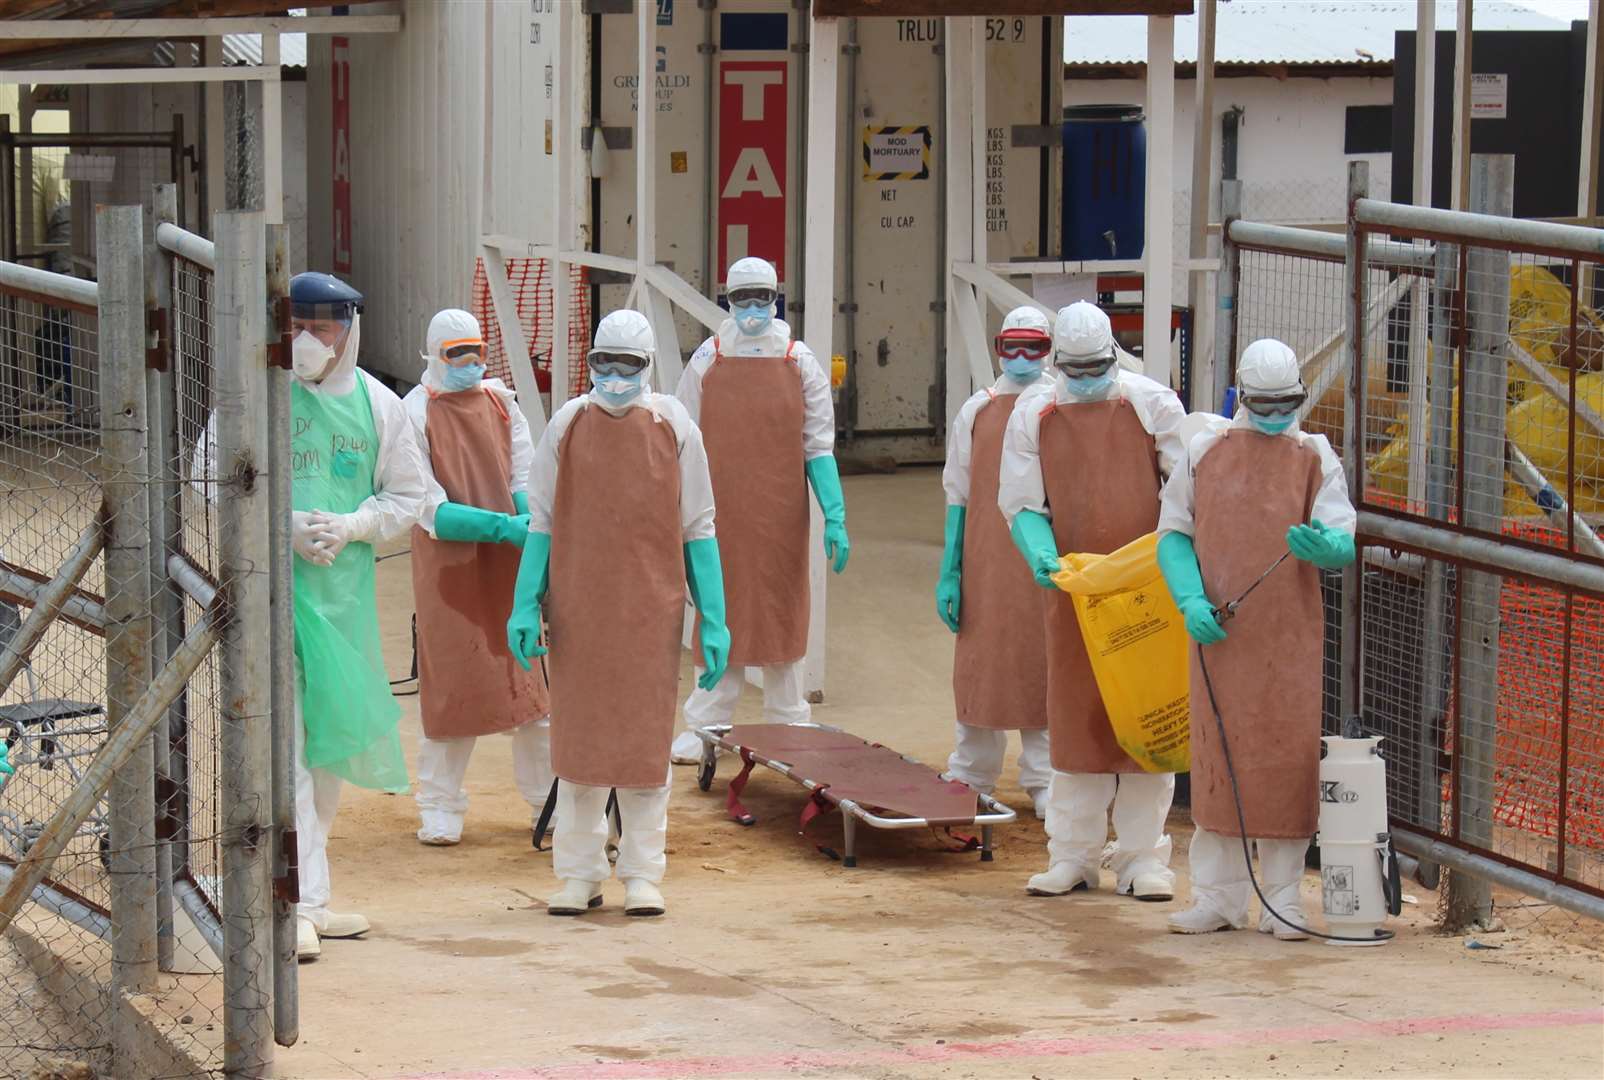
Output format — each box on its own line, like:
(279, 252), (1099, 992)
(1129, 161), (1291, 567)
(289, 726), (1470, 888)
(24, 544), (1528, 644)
(1198, 552), (1402, 945)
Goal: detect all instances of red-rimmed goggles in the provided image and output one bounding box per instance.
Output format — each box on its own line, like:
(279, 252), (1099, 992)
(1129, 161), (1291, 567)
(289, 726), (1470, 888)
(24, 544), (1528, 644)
(994, 329), (1053, 361)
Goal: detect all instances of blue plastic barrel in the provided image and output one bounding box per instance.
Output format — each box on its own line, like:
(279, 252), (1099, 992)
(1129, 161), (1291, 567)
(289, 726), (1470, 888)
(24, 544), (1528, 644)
(1061, 105), (1146, 262)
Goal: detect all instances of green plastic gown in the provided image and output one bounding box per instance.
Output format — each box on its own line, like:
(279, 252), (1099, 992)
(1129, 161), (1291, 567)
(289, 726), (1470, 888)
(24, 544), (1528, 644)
(291, 377), (407, 792)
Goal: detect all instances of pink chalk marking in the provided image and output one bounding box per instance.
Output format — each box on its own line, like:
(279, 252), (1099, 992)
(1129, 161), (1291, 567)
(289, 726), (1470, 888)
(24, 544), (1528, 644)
(396, 1006), (1604, 1080)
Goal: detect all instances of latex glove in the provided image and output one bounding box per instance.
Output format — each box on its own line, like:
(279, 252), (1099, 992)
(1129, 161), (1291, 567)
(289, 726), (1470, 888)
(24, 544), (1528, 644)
(1156, 530), (1226, 644)
(512, 490), (530, 516)
(507, 531), (552, 668)
(805, 455), (851, 573)
(304, 509), (370, 563)
(684, 537), (730, 690)
(935, 504), (965, 633)
(291, 510), (337, 567)
(1009, 510), (1062, 589)
(433, 502), (529, 548)
(1286, 519), (1355, 570)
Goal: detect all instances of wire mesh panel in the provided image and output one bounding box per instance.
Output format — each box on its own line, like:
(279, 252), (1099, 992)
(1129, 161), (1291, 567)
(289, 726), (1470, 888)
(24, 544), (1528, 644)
(471, 255), (592, 400)
(1352, 202), (1604, 911)
(0, 215), (278, 1076)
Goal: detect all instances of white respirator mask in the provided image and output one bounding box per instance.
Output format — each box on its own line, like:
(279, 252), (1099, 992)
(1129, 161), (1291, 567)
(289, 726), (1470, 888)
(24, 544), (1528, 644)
(292, 330), (339, 383)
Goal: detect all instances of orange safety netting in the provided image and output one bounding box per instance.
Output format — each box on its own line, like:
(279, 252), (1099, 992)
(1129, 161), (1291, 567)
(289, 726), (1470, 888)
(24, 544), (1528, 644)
(469, 257), (591, 400)
(1368, 491), (1604, 856)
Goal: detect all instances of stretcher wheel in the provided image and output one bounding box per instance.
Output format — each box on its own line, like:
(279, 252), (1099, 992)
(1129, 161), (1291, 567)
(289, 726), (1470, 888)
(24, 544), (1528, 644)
(697, 755), (716, 792)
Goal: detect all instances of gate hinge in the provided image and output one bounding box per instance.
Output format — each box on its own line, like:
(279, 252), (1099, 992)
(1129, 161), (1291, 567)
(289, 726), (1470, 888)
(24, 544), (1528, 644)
(145, 308), (168, 371)
(267, 295), (292, 370)
(273, 826), (300, 905)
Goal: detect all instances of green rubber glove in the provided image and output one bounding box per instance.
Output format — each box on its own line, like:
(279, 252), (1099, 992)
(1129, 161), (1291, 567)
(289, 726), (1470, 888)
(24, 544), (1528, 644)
(434, 502), (529, 548)
(512, 490), (530, 516)
(936, 504), (965, 633)
(506, 531), (551, 668)
(1156, 530), (1226, 645)
(805, 455), (850, 573)
(684, 537), (730, 690)
(0, 740), (12, 788)
(1009, 510), (1062, 589)
(1287, 518), (1355, 569)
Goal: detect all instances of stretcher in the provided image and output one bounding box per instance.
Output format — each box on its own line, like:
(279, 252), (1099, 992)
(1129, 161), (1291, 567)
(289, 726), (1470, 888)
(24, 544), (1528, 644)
(693, 722), (1017, 867)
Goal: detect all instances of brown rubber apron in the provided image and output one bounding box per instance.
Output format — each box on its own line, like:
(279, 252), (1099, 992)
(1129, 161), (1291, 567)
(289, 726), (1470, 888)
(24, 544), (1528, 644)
(954, 391), (1049, 731)
(411, 387), (549, 739)
(693, 342), (810, 666)
(1190, 430), (1325, 838)
(1038, 399), (1162, 774)
(547, 405), (686, 788)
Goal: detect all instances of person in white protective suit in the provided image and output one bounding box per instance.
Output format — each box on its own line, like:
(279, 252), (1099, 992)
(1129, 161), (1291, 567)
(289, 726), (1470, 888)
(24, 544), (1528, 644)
(507, 310), (731, 917)
(937, 306), (1055, 818)
(668, 257), (848, 765)
(998, 301), (1188, 902)
(401, 309), (552, 847)
(238, 272), (428, 961)
(1156, 339), (1357, 938)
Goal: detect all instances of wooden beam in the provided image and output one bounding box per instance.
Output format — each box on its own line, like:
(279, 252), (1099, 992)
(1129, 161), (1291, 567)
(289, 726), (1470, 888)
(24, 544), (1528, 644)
(1413, 0), (1435, 207)
(1580, 0), (1603, 221)
(815, 2), (1191, 16)
(0, 16), (401, 40)
(1143, 14), (1176, 384)
(1450, 0), (1472, 211)
(0, 66), (279, 85)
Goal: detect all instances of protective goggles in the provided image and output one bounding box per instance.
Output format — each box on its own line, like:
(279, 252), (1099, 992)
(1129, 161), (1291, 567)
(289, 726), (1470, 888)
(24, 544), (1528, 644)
(1240, 390), (1307, 418)
(1054, 349), (1117, 378)
(727, 286), (778, 308)
(994, 330), (1052, 361)
(586, 349), (649, 377)
(440, 338), (485, 366)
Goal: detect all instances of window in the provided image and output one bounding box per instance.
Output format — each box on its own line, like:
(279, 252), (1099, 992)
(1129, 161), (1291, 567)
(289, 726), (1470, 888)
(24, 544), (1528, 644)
(1345, 105), (1393, 155)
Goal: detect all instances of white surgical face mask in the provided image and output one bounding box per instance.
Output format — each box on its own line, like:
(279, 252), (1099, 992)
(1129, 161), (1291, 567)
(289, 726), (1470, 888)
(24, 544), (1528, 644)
(292, 330), (339, 382)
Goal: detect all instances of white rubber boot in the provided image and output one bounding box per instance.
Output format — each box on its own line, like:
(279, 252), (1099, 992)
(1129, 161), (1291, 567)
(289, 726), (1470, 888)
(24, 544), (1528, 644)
(319, 912), (370, 939)
(1259, 883), (1312, 941)
(624, 878), (666, 917)
(670, 730), (704, 766)
(1124, 870), (1175, 902)
(1030, 788), (1049, 821)
(1026, 862), (1099, 896)
(547, 879), (605, 916)
(1167, 902), (1237, 934)
(295, 916), (320, 961)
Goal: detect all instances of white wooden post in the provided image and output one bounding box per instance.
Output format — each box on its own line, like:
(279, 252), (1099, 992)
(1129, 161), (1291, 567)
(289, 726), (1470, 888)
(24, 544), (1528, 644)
(204, 36), (225, 220)
(943, 16), (978, 428)
(1414, 0), (1436, 207)
(552, 0), (580, 414)
(802, 15), (841, 699)
(1187, 0), (1217, 409)
(1144, 15), (1176, 385)
(1450, 0), (1472, 211)
(1408, 0), (1436, 508)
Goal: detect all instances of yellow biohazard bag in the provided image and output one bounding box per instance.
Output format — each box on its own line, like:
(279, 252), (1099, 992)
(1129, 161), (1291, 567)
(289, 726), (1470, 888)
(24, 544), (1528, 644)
(1050, 532), (1190, 773)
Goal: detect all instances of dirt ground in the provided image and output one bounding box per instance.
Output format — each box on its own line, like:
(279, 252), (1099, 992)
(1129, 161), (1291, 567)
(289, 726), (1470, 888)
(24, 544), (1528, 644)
(275, 469), (1604, 1080)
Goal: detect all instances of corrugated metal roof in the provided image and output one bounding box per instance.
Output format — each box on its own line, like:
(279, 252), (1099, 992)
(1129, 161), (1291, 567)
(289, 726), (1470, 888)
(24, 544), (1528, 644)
(1064, 1), (1566, 67)
(221, 31), (307, 68)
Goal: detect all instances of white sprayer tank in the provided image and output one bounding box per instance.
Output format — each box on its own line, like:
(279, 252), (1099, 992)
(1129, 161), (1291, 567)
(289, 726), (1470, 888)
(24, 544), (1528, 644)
(1317, 736), (1393, 946)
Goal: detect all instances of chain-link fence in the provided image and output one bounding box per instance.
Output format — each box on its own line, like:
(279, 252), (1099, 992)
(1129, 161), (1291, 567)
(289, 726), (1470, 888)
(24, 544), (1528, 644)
(0, 191), (290, 1078)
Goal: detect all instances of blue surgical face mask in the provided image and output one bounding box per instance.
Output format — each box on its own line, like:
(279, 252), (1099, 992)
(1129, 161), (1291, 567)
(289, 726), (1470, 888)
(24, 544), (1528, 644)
(1249, 412), (1296, 435)
(592, 369), (645, 407)
(1002, 357), (1044, 384)
(441, 362), (485, 392)
(733, 301), (773, 337)
(1065, 372), (1115, 399)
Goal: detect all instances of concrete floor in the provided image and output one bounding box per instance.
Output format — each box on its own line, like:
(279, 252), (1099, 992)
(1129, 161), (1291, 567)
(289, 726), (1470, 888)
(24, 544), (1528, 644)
(276, 469), (1604, 1080)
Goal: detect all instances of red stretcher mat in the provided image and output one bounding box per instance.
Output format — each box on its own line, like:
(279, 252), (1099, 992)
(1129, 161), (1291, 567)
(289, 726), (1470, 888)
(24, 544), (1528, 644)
(721, 724), (979, 827)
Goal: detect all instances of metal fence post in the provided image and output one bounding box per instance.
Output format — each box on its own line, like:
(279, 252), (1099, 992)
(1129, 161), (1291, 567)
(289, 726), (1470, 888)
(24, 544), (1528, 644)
(1445, 154), (1515, 931)
(1339, 161), (1368, 730)
(265, 221), (299, 1047)
(212, 211), (274, 1076)
(99, 205), (160, 1038)
(1212, 177), (1242, 413)
(144, 183), (184, 975)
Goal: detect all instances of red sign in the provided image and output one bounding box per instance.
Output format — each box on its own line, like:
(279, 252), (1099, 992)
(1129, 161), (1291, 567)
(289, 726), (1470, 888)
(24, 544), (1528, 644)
(716, 60), (787, 284)
(332, 37), (352, 273)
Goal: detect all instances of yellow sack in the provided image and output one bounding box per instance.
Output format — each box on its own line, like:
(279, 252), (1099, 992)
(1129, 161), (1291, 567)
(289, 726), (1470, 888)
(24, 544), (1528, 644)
(1049, 532), (1190, 773)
